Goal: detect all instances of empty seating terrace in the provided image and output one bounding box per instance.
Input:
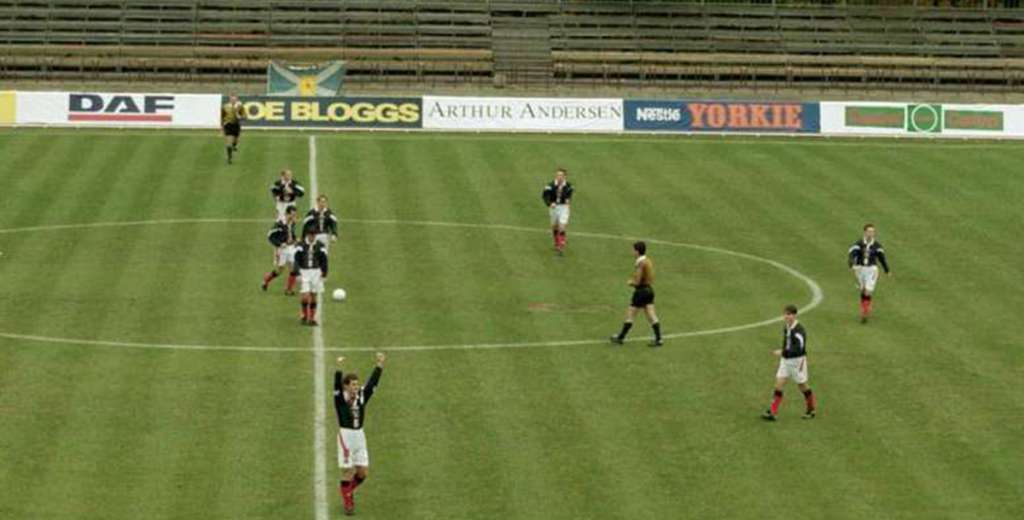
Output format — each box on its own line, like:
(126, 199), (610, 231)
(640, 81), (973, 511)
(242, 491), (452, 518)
(1, 0), (1023, 91)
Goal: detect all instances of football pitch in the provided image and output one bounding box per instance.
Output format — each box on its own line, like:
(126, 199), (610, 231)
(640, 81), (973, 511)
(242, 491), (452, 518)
(0, 129), (1021, 519)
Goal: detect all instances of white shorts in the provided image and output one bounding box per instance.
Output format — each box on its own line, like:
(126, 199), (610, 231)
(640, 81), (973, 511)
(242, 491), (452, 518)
(855, 265), (879, 292)
(300, 268), (324, 294)
(549, 204), (570, 227)
(315, 233), (331, 253)
(275, 244), (296, 268)
(275, 200), (296, 220)
(337, 428), (369, 469)
(776, 356), (809, 384)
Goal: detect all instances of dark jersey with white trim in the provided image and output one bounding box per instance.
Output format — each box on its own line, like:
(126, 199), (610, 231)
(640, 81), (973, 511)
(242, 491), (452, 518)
(782, 322), (807, 359)
(333, 367), (382, 430)
(848, 239), (890, 273)
(271, 179), (305, 204)
(293, 240), (328, 275)
(542, 181), (574, 205)
(303, 208), (339, 237)
(267, 219), (296, 247)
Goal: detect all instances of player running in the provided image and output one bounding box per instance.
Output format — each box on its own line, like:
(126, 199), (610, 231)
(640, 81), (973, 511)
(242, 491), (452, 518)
(848, 223), (892, 323)
(610, 241), (663, 347)
(334, 353), (386, 517)
(220, 94), (244, 164)
(271, 169), (305, 220)
(303, 195), (339, 253)
(541, 168), (573, 255)
(261, 206), (299, 294)
(293, 229), (328, 326)
(762, 304), (817, 421)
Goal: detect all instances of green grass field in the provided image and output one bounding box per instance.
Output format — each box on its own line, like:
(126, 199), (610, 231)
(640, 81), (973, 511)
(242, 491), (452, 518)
(0, 129), (1021, 520)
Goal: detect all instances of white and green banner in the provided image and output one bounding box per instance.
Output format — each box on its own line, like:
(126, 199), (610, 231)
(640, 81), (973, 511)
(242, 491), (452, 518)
(267, 61), (345, 97)
(821, 102), (1024, 138)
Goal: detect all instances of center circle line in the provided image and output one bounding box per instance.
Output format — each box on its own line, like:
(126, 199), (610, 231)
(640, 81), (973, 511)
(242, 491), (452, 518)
(0, 218), (824, 353)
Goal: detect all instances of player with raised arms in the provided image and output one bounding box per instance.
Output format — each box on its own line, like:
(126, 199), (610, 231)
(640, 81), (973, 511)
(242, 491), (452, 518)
(334, 353), (386, 516)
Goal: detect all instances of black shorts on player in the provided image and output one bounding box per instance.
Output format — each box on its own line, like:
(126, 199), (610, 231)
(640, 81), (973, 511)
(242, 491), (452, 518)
(222, 122), (240, 137)
(631, 285), (655, 308)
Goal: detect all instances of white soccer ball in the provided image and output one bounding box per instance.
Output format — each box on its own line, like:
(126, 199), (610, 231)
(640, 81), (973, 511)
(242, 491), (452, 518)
(332, 288), (347, 302)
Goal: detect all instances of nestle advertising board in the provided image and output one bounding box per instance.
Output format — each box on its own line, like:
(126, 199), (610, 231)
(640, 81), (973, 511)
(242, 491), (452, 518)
(422, 96), (623, 132)
(236, 96), (422, 129)
(624, 100), (821, 133)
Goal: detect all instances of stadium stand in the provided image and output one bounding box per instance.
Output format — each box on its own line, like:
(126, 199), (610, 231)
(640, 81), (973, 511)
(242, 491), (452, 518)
(1, 0), (1022, 91)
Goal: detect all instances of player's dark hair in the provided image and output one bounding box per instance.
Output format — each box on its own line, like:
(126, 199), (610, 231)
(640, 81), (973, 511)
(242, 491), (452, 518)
(285, 206), (297, 215)
(784, 304), (799, 315)
(633, 241), (646, 255)
(863, 223), (875, 230)
(342, 373), (360, 386)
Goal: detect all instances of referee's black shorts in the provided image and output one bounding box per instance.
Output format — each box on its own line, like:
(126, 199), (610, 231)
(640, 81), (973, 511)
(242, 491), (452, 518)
(630, 285), (655, 308)
(222, 122), (241, 137)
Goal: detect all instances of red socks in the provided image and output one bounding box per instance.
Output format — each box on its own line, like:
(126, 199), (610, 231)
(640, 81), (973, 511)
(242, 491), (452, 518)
(285, 274), (297, 292)
(860, 294), (873, 316)
(262, 271), (278, 285)
(553, 230), (567, 249)
(770, 390), (783, 415)
(803, 389), (816, 413)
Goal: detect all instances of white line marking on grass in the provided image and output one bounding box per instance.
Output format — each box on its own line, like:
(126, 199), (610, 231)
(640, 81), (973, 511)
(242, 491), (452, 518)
(0, 218), (824, 354)
(309, 135), (329, 520)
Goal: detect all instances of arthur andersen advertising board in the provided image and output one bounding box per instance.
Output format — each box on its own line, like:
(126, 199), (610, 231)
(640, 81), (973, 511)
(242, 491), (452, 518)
(422, 96), (623, 132)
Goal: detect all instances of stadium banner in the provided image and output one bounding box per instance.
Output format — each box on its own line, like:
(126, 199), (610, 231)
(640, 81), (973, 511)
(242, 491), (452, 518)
(14, 92), (220, 127)
(236, 96), (421, 129)
(624, 100), (820, 133)
(422, 96), (623, 132)
(820, 102), (1024, 137)
(267, 61), (345, 97)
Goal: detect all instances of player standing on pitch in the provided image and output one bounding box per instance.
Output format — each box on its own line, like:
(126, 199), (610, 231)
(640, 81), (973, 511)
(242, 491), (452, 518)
(541, 168), (573, 255)
(293, 229), (328, 326)
(334, 353), (386, 517)
(848, 223), (891, 323)
(261, 206), (299, 294)
(610, 241), (663, 347)
(220, 94), (244, 164)
(270, 169), (305, 220)
(762, 305), (816, 421)
(303, 195), (339, 253)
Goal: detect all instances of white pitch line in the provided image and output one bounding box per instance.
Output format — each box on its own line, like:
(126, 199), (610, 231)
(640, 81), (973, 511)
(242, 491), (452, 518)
(309, 136), (329, 520)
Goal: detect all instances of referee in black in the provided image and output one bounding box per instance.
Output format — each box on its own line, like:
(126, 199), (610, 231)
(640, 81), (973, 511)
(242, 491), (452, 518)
(610, 241), (663, 347)
(221, 94), (243, 164)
